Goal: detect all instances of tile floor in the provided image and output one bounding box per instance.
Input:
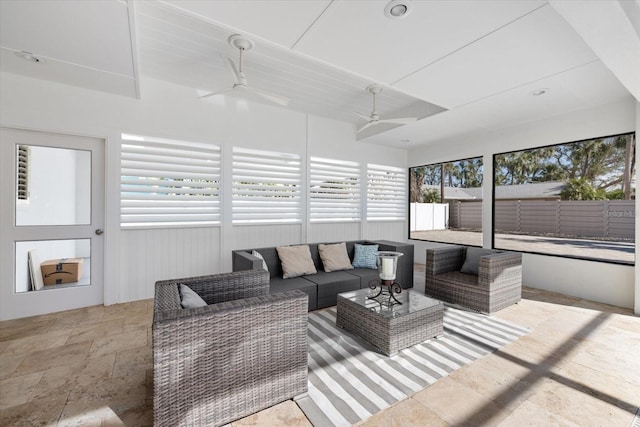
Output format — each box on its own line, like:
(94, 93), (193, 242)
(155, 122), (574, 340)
(1, 266), (639, 426)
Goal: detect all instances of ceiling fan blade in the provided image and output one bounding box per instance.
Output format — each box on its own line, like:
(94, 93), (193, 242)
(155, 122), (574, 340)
(353, 111), (371, 121)
(199, 87), (233, 99)
(357, 121), (378, 133)
(223, 55), (242, 83)
(378, 117), (418, 125)
(246, 86), (290, 106)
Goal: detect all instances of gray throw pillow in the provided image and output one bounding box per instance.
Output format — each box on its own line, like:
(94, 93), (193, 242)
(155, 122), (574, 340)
(180, 284), (207, 309)
(460, 247), (496, 275)
(251, 250), (269, 271)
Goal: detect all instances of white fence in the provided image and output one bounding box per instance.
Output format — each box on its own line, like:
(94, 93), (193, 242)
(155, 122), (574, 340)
(448, 200), (634, 240)
(410, 203), (449, 232)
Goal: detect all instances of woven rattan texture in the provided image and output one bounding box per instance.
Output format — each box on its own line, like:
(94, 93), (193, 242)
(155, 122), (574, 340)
(425, 247), (522, 314)
(153, 270), (308, 427)
(336, 291), (444, 356)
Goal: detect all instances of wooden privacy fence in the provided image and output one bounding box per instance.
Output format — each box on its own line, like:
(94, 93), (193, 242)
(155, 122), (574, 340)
(449, 200), (635, 240)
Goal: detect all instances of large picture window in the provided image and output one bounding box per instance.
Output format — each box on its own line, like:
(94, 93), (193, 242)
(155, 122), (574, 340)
(493, 132), (635, 265)
(409, 157), (483, 245)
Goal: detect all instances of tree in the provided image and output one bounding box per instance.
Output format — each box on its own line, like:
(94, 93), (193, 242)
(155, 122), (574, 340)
(409, 167), (426, 203)
(560, 178), (605, 200)
(422, 188), (441, 203)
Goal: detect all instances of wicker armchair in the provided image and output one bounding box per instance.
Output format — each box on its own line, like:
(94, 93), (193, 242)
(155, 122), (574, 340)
(153, 270), (308, 427)
(425, 246), (522, 314)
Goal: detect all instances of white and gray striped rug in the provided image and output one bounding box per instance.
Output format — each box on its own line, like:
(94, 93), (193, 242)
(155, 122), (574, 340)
(297, 306), (529, 427)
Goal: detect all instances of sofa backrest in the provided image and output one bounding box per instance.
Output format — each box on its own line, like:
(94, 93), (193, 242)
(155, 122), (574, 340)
(238, 240), (373, 278)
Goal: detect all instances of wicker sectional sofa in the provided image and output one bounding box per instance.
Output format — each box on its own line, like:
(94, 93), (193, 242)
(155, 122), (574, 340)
(425, 245), (522, 314)
(232, 240), (414, 311)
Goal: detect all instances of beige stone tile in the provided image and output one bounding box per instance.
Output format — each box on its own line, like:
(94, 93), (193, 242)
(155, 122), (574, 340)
(569, 339), (640, 386)
(0, 353), (26, 380)
(30, 353), (116, 401)
(358, 397), (449, 427)
(89, 329), (148, 357)
(123, 313), (151, 331)
(497, 400), (580, 427)
(111, 346), (152, 380)
(412, 376), (506, 427)
(233, 400), (312, 427)
(0, 319), (53, 342)
(105, 402), (153, 427)
(58, 400), (122, 427)
(48, 307), (105, 332)
(101, 302), (148, 323)
(528, 374), (636, 427)
(0, 372), (43, 410)
(2, 328), (71, 357)
(553, 360), (640, 414)
(0, 393), (67, 427)
(65, 318), (125, 345)
(75, 375), (149, 409)
(13, 340), (93, 376)
(448, 355), (544, 412)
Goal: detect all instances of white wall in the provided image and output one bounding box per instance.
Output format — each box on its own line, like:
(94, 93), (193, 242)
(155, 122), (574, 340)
(0, 72), (408, 317)
(409, 98), (638, 309)
(636, 101), (640, 315)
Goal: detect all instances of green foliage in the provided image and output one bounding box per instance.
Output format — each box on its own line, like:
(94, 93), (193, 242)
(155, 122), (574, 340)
(495, 133), (635, 200)
(421, 188), (441, 203)
(560, 178), (605, 200)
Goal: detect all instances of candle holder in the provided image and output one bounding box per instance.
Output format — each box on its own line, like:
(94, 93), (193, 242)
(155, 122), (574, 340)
(368, 251), (404, 306)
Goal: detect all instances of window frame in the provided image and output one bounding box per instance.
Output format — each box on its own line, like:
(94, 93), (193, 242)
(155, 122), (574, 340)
(492, 131), (635, 266)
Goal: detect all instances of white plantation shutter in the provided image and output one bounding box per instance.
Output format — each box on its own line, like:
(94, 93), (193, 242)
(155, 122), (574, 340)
(120, 134), (221, 227)
(309, 156), (360, 222)
(367, 163), (407, 220)
(16, 145), (30, 203)
(232, 147), (302, 223)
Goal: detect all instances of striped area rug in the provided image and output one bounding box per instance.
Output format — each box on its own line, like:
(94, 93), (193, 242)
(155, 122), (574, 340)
(296, 306), (529, 427)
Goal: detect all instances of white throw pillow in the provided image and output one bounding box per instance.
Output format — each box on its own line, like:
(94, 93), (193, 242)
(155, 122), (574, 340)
(251, 250), (269, 271)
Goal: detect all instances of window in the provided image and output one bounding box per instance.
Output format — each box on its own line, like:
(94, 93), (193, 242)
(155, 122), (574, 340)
(232, 147), (301, 224)
(409, 157), (483, 246)
(16, 145), (29, 204)
(309, 156), (360, 222)
(120, 134), (221, 228)
(367, 164), (407, 220)
(493, 132), (635, 265)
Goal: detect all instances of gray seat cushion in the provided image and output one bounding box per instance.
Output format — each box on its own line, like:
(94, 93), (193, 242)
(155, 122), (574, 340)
(270, 276), (317, 311)
(346, 268), (380, 289)
(304, 271), (360, 309)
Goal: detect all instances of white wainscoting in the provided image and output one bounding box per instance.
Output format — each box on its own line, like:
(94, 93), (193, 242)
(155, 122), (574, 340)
(119, 227), (221, 301)
(363, 221), (407, 241)
(307, 222), (361, 243)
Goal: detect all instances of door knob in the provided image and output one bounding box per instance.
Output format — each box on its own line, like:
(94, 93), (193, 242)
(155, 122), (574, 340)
(95, 229), (104, 235)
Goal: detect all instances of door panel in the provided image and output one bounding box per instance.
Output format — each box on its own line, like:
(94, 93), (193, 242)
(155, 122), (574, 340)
(0, 128), (104, 320)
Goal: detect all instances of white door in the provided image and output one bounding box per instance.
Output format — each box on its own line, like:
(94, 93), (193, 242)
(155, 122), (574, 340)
(0, 128), (105, 320)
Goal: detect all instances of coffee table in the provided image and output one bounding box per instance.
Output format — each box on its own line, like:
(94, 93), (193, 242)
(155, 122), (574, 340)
(336, 288), (444, 356)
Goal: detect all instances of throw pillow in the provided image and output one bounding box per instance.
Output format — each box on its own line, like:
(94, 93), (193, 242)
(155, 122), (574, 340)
(318, 242), (354, 272)
(251, 250), (269, 271)
(352, 243), (378, 269)
(276, 245), (317, 279)
(460, 247), (496, 275)
(180, 284), (207, 309)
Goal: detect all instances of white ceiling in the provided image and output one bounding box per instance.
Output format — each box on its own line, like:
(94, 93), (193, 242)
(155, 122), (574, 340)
(0, 0), (637, 148)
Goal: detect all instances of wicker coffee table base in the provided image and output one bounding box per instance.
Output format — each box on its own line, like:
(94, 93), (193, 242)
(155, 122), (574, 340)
(336, 290), (444, 356)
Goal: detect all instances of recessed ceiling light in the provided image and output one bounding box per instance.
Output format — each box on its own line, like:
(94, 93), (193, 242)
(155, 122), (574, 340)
(15, 51), (41, 63)
(401, 138), (412, 144)
(385, 0), (412, 19)
(530, 88), (549, 96)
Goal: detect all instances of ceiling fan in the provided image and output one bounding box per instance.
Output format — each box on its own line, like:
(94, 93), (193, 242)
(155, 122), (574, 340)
(354, 85), (417, 133)
(200, 34), (290, 107)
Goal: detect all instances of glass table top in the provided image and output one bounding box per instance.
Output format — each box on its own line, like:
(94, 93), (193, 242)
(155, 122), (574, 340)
(338, 288), (442, 319)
